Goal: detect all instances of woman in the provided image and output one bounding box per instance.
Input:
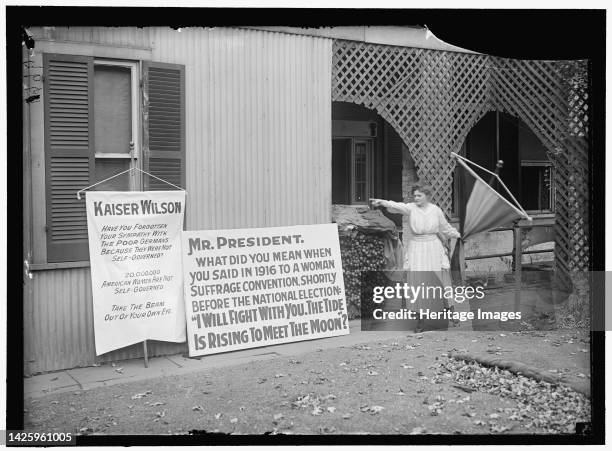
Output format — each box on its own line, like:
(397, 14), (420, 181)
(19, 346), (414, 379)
(370, 184), (460, 331)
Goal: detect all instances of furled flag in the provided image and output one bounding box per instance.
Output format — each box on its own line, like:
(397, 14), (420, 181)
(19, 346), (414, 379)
(450, 152), (531, 283)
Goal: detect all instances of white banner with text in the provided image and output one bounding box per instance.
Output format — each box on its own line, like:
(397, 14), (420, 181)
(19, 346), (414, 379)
(86, 191), (186, 355)
(182, 224), (349, 356)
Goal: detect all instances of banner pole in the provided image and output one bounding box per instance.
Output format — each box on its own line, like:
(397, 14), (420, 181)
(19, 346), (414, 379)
(513, 221), (522, 314)
(143, 340), (149, 368)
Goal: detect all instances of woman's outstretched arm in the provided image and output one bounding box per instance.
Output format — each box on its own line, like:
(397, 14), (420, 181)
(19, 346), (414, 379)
(369, 198), (413, 215)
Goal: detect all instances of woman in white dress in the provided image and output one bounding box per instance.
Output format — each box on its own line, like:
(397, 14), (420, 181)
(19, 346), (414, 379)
(370, 184), (460, 331)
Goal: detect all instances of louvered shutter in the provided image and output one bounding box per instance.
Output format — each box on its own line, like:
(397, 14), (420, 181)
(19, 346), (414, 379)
(143, 62), (185, 190)
(44, 54), (94, 262)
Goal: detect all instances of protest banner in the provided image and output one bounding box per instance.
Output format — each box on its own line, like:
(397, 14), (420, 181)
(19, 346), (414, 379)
(182, 224), (349, 356)
(86, 191), (186, 355)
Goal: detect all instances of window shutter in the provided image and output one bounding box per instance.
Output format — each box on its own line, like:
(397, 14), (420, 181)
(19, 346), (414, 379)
(44, 54), (94, 262)
(143, 62), (186, 190)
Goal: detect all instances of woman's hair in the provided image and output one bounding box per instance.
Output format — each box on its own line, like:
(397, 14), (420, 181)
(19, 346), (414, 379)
(411, 183), (434, 198)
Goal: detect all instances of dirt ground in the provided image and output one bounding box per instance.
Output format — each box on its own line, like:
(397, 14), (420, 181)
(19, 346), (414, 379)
(23, 328), (591, 436)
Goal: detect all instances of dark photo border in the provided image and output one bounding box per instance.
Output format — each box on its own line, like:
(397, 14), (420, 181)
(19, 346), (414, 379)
(6, 6), (605, 445)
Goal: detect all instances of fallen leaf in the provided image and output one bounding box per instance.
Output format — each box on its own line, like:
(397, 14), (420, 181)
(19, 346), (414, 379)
(192, 405), (204, 412)
(311, 406), (323, 416)
(230, 418), (238, 424)
(131, 390), (152, 400)
(273, 413), (284, 421)
(150, 402), (165, 407)
(453, 384), (474, 393)
(342, 413), (352, 419)
(215, 413), (222, 419)
(490, 424), (513, 432)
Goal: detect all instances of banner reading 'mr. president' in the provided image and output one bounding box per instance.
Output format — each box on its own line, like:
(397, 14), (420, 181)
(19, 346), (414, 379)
(86, 191), (186, 355)
(182, 224), (349, 357)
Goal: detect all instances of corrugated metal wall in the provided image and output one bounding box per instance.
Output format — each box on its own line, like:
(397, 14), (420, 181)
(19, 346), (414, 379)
(24, 27), (333, 374)
(151, 27), (333, 230)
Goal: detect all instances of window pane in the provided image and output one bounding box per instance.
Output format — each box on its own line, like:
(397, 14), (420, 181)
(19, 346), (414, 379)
(332, 139), (351, 204)
(521, 165), (552, 211)
(94, 65), (132, 154)
(354, 182), (365, 202)
(541, 166), (552, 209)
(353, 142), (368, 202)
(94, 159), (130, 191)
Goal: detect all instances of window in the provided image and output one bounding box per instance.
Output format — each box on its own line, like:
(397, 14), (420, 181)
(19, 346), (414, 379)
(43, 54), (185, 263)
(521, 162), (553, 212)
(93, 61), (139, 190)
(332, 137), (375, 204)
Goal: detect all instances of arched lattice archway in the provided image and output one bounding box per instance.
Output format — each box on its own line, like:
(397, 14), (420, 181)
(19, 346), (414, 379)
(331, 40), (589, 277)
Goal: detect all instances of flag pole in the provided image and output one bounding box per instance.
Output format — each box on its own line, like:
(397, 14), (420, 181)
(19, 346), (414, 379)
(513, 221), (522, 315)
(143, 340), (149, 368)
(488, 160), (504, 185)
(451, 153), (531, 221)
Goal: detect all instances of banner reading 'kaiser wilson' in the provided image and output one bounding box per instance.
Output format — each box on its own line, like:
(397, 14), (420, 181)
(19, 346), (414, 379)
(86, 190), (186, 355)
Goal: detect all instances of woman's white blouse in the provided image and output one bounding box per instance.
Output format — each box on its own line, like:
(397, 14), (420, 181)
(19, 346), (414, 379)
(382, 200), (460, 271)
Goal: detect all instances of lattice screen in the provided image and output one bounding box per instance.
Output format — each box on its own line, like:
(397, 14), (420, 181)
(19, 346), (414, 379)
(332, 40), (590, 277)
